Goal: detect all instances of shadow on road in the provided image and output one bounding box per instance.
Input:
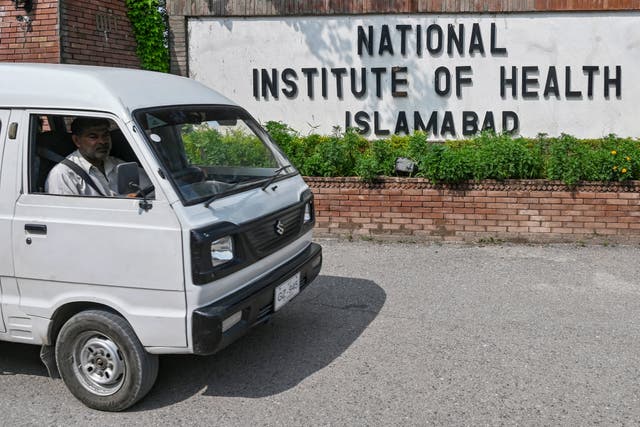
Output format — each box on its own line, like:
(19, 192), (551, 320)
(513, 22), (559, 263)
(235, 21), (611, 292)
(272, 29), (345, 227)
(0, 341), (47, 376)
(0, 275), (385, 410)
(137, 275), (385, 410)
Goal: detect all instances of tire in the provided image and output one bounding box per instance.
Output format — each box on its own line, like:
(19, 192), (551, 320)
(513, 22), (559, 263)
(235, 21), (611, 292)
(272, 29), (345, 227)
(55, 309), (159, 412)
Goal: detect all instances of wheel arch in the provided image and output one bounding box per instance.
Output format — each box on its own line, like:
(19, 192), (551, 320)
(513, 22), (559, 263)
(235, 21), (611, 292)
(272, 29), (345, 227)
(47, 302), (128, 345)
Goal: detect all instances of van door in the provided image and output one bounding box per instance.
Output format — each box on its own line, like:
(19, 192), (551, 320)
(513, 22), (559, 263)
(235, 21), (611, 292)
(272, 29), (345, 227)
(0, 109), (11, 333)
(10, 112), (186, 346)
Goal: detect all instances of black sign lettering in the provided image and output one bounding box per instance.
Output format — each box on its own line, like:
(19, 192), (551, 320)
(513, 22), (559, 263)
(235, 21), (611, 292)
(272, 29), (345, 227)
(396, 24), (412, 56)
(582, 66), (598, 98)
(426, 24), (443, 54)
(543, 66), (560, 99)
(351, 68), (367, 98)
(435, 66), (451, 97)
(249, 21), (624, 137)
(490, 23), (507, 55)
(441, 111), (456, 137)
(395, 111), (409, 134)
(469, 23), (485, 55)
(379, 25), (394, 55)
(357, 25), (373, 56)
(447, 24), (464, 56)
(501, 66), (517, 98)
(391, 66), (408, 97)
(604, 65), (621, 98)
(371, 67), (386, 98)
(481, 111), (496, 132)
(565, 66), (582, 99)
(282, 68), (298, 98)
(301, 68), (318, 98)
(462, 111), (479, 136)
(502, 111), (519, 134)
(374, 111), (391, 135)
(522, 66), (539, 99)
(331, 68), (347, 99)
(456, 66), (473, 98)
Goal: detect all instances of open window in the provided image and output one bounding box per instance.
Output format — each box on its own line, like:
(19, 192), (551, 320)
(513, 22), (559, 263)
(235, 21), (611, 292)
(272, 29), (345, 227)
(28, 113), (151, 198)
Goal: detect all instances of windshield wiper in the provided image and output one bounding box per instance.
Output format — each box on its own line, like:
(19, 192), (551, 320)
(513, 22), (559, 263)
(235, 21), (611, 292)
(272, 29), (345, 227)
(261, 165), (292, 191)
(203, 181), (242, 208)
(204, 166), (293, 208)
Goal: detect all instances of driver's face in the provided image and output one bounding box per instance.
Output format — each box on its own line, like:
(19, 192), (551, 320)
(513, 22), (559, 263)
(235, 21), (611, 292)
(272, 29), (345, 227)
(73, 125), (112, 163)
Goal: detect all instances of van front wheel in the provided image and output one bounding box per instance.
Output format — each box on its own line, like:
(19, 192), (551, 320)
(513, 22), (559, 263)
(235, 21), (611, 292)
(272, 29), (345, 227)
(55, 310), (159, 411)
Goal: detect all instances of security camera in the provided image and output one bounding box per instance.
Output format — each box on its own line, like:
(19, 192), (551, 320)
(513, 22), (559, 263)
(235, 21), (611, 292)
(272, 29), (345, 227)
(16, 15), (30, 23)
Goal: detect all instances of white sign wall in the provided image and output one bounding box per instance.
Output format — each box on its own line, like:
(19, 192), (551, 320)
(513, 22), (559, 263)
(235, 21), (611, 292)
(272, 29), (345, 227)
(189, 13), (639, 138)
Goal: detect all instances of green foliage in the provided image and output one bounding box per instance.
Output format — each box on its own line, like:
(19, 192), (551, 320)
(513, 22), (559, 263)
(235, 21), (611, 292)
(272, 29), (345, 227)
(471, 132), (543, 180)
(355, 139), (404, 181)
(125, 0), (170, 73)
(546, 134), (591, 185)
(263, 121), (640, 184)
(303, 130), (364, 177)
(544, 134), (640, 185)
(183, 126), (275, 168)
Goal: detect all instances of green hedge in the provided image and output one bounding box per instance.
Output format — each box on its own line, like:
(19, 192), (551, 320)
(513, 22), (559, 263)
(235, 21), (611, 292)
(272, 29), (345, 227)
(183, 126), (276, 168)
(265, 121), (640, 185)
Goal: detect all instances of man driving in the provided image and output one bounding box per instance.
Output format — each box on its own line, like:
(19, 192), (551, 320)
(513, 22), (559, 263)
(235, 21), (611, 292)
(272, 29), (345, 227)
(45, 117), (149, 196)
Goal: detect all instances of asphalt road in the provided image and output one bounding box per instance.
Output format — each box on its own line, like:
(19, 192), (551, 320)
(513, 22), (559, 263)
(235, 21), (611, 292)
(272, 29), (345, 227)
(2, 239), (640, 425)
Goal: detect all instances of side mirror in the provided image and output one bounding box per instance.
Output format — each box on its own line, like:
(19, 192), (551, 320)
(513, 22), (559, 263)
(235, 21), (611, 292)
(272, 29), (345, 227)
(116, 162), (140, 194)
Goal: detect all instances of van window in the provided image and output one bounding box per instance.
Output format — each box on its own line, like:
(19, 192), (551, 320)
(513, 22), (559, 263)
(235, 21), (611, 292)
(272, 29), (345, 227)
(29, 114), (152, 198)
(134, 106), (294, 206)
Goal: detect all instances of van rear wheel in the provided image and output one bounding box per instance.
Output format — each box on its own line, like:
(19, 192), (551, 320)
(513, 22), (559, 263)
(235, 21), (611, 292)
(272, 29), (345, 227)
(55, 310), (158, 411)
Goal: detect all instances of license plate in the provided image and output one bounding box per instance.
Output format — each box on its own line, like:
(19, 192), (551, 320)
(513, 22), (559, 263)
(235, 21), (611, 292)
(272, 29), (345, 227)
(274, 272), (300, 311)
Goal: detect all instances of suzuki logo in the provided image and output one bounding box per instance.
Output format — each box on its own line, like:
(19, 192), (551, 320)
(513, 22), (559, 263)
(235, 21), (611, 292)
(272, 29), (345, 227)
(275, 220), (285, 236)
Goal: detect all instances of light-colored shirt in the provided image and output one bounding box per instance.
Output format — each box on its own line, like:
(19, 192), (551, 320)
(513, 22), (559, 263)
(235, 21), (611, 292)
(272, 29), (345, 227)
(45, 150), (148, 197)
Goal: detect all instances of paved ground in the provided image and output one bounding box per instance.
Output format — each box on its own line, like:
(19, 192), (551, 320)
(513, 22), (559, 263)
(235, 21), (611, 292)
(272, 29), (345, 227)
(2, 239), (640, 425)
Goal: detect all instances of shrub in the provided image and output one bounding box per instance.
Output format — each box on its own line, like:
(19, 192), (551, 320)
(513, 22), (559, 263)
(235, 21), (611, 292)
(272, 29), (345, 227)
(355, 138), (404, 181)
(183, 126), (273, 167)
(471, 132), (543, 180)
(543, 134), (640, 185)
(253, 122), (640, 184)
(303, 130), (365, 177)
(415, 141), (475, 182)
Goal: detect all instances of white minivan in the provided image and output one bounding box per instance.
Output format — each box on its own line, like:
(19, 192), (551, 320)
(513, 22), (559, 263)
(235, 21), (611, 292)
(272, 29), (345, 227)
(0, 64), (322, 411)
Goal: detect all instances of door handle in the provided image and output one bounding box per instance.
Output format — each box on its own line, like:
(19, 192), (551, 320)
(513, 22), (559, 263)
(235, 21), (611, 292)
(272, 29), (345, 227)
(25, 224), (47, 234)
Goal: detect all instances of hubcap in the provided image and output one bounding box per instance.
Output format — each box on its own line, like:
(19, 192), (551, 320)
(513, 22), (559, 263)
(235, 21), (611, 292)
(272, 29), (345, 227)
(73, 332), (125, 396)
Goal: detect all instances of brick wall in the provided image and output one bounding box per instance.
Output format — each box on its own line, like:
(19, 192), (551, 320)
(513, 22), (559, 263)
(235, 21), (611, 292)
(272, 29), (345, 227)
(308, 177), (640, 243)
(0, 0), (60, 63)
(60, 0), (139, 68)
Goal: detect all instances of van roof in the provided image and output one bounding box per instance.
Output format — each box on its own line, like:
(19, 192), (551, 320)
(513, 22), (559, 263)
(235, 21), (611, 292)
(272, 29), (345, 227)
(0, 63), (236, 118)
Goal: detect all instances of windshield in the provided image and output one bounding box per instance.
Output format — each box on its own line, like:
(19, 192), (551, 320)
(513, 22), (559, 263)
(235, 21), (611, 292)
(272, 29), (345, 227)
(134, 106), (294, 205)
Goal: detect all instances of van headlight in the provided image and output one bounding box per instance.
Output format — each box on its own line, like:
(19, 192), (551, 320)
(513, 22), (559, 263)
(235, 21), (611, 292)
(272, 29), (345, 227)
(211, 236), (234, 267)
(191, 225), (242, 285)
(303, 202), (313, 223)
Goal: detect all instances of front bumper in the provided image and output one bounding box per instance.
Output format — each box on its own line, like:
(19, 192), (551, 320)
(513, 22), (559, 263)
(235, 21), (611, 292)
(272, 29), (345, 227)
(192, 242), (322, 355)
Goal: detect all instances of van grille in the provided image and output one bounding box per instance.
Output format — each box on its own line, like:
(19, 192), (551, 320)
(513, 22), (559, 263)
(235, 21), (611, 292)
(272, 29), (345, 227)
(190, 191), (314, 285)
(246, 206), (303, 256)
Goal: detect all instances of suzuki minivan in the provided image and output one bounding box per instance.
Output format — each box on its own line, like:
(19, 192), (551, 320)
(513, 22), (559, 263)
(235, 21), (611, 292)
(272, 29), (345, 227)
(0, 64), (322, 411)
